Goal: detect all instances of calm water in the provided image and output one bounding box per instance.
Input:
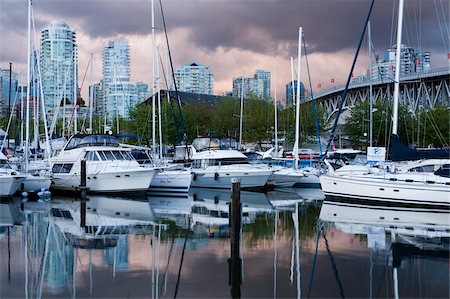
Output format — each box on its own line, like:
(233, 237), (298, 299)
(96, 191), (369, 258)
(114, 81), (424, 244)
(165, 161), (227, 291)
(1, 188), (449, 298)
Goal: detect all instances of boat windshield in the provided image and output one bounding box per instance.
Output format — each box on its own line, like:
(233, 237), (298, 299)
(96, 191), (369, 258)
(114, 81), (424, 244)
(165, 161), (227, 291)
(192, 137), (239, 151)
(64, 134), (119, 150)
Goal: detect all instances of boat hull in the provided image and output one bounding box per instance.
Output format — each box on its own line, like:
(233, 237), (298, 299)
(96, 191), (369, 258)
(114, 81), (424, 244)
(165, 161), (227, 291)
(191, 167), (272, 189)
(0, 175), (26, 197)
(320, 174), (450, 209)
(149, 169), (192, 194)
(51, 168), (155, 193)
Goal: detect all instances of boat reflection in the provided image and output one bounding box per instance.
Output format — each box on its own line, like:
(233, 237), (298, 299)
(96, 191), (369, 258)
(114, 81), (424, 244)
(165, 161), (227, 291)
(319, 200), (450, 298)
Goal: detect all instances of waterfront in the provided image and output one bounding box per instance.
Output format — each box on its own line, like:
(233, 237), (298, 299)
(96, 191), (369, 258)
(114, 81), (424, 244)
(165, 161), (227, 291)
(1, 188), (448, 298)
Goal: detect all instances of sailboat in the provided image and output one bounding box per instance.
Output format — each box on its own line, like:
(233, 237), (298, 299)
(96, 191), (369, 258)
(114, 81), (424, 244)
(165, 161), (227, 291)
(270, 28), (321, 188)
(319, 0), (450, 209)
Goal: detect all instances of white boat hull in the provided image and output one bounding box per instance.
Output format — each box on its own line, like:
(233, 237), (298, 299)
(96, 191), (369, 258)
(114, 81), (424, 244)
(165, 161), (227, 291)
(52, 168), (155, 193)
(191, 167), (272, 189)
(0, 175), (26, 197)
(320, 173), (450, 209)
(22, 173), (52, 192)
(149, 169), (192, 194)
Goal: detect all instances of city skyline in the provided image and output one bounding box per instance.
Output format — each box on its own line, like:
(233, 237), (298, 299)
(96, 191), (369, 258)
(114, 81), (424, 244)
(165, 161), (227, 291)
(1, 0), (449, 102)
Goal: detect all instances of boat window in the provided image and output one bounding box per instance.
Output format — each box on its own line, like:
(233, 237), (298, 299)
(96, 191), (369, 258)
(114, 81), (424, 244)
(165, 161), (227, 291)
(434, 164), (450, 178)
(52, 163), (73, 173)
(192, 160), (201, 169)
(409, 165), (434, 172)
(121, 151), (133, 160)
(98, 151), (107, 161)
(85, 151), (100, 161)
(112, 151), (123, 160)
(103, 151), (116, 160)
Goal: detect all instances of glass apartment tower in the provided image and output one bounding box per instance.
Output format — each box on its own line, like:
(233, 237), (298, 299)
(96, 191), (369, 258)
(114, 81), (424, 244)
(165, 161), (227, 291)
(174, 62), (214, 95)
(102, 41), (138, 120)
(40, 22), (78, 113)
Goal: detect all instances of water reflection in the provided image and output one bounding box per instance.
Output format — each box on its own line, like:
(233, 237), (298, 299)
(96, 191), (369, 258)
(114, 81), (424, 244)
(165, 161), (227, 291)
(0, 189), (448, 298)
(319, 200), (450, 298)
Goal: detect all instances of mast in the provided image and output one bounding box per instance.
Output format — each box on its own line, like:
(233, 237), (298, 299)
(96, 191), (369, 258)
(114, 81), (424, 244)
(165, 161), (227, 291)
(273, 56), (278, 156)
(25, 0), (31, 171)
(157, 46), (163, 161)
(151, 0), (156, 156)
(368, 20), (373, 147)
(239, 73), (244, 148)
(89, 53), (93, 132)
(293, 27), (303, 169)
(392, 0), (404, 136)
(73, 45), (77, 134)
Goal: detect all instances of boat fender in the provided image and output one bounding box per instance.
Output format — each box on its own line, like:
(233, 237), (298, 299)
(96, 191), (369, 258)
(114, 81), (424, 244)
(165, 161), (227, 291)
(214, 172), (219, 180)
(21, 192), (28, 198)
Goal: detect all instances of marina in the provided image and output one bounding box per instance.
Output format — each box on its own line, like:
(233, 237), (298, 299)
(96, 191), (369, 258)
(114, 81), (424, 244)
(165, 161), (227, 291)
(1, 188), (449, 298)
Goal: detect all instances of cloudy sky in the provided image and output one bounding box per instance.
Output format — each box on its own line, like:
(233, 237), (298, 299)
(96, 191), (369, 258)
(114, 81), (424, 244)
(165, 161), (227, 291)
(1, 0), (449, 101)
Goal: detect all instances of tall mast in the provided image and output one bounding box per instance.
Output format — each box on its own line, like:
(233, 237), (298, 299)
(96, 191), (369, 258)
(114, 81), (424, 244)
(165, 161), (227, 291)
(273, 56), (278, 156)
(25, 0), (31, 171)
(293, 27), (302, 169)
(239, 73), (244, 148)
(157, 46), (163, 161)
(392, 0), (404, 136)
(151, 0), (156, 156)
(89, 53), (93, 132)
(368, 20), (373, 147)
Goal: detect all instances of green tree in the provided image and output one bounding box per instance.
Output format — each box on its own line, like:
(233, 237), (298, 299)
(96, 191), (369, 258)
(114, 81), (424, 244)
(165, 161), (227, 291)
(414, 104), (449, 148)
(343, 100), (416, 149)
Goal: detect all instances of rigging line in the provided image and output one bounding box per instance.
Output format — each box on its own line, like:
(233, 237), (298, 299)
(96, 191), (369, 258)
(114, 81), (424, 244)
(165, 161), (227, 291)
(307, 221), (323, 299)
(322, 229), (345, 299)
(158, 0), (186, 144)
(434, 0), (449, 54)
(173, 219), (191, 299)
(67, 55), (91, 137)
(425, 110), (448, 147)
(302, 33), (323, 155)
(323, 0), (377, 159)
(438, 0), (450, 40)
(157, 44), (183, 145)
(390, 0), (397, 47)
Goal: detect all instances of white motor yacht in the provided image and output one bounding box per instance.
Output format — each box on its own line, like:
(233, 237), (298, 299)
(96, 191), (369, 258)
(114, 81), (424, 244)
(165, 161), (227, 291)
(50, 134), (157, 193)
(188, 138), (273, 189)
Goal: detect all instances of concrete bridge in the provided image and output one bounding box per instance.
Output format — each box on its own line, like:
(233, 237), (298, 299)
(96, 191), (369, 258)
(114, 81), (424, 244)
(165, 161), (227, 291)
(311, 67), (450, 122)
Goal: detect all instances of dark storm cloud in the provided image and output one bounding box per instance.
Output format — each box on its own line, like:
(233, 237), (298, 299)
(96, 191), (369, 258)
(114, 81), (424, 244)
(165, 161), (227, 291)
(1, 0), (448, 62)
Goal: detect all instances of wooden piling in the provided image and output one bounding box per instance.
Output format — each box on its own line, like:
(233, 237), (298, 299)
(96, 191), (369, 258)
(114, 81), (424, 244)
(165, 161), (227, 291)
(80, 159), (87, 228)
(229, 178), (242, 298)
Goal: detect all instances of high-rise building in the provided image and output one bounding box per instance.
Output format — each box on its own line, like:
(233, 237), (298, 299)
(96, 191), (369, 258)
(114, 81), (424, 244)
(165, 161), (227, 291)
(232, 69), (271, 99)
(136, 82), (149, 103)
(92, 80), (104, 117)
(371, 44), (430, 81)
(40, 21), (78, 112)
(254, 69), (271, 98)
(0, 69), (18, 117)
(285, 81), (305, 107)
(102, 41), (138, 119)
(174, 61), (214, 95)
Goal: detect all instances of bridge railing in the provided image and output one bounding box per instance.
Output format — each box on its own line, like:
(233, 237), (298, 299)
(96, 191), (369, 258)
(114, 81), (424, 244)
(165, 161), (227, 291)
(312, 67), (450, 100)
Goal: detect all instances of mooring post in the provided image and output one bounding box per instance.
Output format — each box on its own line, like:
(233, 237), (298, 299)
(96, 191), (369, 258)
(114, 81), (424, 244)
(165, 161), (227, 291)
(229, 178), (242, 298)
(80, 159), (87, 228)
